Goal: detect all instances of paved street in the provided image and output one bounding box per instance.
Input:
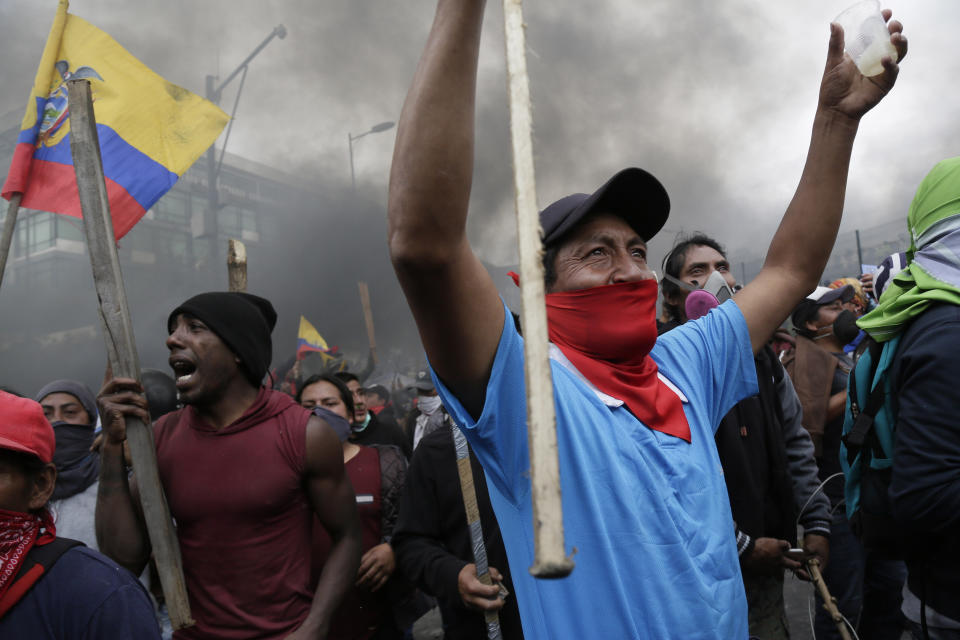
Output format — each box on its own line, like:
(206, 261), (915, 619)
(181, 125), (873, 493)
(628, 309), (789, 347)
(413, 573), (911, 639)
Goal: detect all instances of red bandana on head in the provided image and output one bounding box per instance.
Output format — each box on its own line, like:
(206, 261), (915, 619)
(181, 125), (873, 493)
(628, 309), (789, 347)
(544, 279), (691, 442)
(0, 508), (56, 603)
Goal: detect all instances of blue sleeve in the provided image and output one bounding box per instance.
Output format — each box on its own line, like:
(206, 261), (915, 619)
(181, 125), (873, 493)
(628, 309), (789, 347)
(651, 300), (758, 433)
(890, 309), (960, 537)
(430, 299), (530, 505)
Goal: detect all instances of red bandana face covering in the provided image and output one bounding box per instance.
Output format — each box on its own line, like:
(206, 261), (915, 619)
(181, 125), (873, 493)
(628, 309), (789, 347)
(545, 279), (692, 442)
(0, 508), (56, 602)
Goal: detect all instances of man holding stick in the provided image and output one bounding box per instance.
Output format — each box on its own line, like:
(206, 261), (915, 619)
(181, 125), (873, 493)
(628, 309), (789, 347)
(96, 292), (361, 640)
(387, 1), (906, 638)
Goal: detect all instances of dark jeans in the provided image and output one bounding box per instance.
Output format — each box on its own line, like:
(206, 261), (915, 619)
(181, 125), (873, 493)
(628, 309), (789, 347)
(814, 512), (907, 640)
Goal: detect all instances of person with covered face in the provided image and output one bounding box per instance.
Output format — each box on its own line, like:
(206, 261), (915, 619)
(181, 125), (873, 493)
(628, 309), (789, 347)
(335, 372), (411, 459)
(660, 234), (830, 639)
(96, 292), (362, 640)
(857, 157), (960, 639)
(297, 373), (410, 640)
(786, 286), (907, 639)
(387, 1), (906, 637)
(404, 371), (453, 452)
(0, 391), (160, 638)
(35, 379), (101, 551)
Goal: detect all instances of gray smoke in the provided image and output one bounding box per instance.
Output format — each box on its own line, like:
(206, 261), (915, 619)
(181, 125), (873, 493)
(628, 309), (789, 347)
(1, 0), (958, 394)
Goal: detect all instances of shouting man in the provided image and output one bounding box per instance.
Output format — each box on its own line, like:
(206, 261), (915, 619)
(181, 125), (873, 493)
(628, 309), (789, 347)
(387, 1), (906, 638)
(96, 292), (361, 640)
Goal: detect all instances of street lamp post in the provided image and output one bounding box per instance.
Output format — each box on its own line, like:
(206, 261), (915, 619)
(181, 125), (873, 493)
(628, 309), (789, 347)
(348, 121), (395, 191)
(203, 25), (286, 263)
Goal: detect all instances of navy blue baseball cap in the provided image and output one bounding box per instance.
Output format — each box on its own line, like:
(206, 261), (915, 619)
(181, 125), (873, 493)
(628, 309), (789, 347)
(540, 168), (670, 248)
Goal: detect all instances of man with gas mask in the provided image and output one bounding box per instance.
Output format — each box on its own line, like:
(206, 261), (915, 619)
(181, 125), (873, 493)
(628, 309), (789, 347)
(36, 379), (101, 550)
(785, 286), (906, 639)
(660, 234), (830, 639)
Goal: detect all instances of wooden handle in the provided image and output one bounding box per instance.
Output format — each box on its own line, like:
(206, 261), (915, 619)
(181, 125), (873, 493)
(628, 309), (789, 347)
(67, 79), (194, 630)
(807, 558), (852, 640)
(227, 238), (247, 292)
(357, 281), (378, 365)
(0, 193), (22, 290)
(502, 0), (573, 579)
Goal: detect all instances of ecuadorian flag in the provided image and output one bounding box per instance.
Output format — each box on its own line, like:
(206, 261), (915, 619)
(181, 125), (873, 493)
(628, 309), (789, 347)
(1, 1), (228, 239)
(297, 315), (340, 361)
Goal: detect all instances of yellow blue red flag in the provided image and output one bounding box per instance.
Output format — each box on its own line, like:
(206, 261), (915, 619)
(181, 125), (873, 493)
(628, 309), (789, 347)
(297, 315), (339, 360)
(1, 1), (228, 239)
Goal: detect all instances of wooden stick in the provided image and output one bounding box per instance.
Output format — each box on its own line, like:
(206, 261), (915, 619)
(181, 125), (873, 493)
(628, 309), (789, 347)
(357, 281), (378, 365)
(502, 0), (573, 579)
(452, 425), (502, 640)
(66, 79), (194, 630)
(227, 238), (247, 292)
(807, 558), (852, 640)
(0, 194), (23, 290)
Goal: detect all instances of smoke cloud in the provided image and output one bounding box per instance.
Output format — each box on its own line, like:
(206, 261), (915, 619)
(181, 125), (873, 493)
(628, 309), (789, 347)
(1, 0), (957, 393)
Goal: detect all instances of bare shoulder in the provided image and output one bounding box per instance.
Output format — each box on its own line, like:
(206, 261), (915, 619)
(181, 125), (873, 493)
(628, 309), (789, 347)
(304, 414), (345, 477)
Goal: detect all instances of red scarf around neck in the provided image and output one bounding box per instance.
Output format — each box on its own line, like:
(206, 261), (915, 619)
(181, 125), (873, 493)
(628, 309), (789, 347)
(0, 508), (56, 604)
(544, 279), (691, 442)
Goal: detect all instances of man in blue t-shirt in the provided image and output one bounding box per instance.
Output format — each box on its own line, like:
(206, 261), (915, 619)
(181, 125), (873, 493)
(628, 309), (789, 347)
(386, 3), (907, 638)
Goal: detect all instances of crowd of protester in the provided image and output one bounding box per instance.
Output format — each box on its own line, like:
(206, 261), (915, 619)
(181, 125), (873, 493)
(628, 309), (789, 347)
(2, 3), (959, 640)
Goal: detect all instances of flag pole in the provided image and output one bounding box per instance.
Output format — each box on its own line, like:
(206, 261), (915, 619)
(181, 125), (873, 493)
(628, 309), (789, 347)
(227, 238), (247, 292)
(452, 425), (503, 640)
(503, 0), (573, 579)
(357, 281), (378, 366)
(66, 79), (194, 630)
(0, 194), (23, 290)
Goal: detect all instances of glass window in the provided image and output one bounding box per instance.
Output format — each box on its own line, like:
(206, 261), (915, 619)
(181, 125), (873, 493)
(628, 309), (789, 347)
(56, 216), (84, 242)
(151, 192), (190, 226)
(240, 209), (257, 233)
(217, 206), (240, 236)
(29, 213), (54, 253)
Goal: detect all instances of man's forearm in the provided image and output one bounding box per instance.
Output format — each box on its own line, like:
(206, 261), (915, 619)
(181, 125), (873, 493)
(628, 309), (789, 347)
(765, 109), (858, 292)
(388, 0), (486, 261)
(95, 439), (150, 573)
(299, 530), (362, 637)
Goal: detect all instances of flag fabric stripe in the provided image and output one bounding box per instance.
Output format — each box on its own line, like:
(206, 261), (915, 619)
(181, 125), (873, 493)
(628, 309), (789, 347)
(22, 123), (178, 211)
(16, 160), (147, 239)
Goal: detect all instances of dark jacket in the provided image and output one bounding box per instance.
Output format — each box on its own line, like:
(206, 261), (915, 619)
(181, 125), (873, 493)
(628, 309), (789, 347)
(392, 425), (523, 639)
(890, 303), (960, 622)
(351, 411), (412, 459)
(716, 347), (830, 557)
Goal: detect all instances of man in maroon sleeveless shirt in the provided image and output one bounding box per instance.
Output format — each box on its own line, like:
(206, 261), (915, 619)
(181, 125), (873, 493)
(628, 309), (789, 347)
(96, 292), (361, 640)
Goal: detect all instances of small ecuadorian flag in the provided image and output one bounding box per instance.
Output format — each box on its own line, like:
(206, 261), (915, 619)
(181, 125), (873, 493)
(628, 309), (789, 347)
(297, 316), (339, 361)
(1, 0), (228, 239)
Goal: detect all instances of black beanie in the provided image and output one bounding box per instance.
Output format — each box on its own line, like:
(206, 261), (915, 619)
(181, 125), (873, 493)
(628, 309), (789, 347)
(167, 292), (277, 386)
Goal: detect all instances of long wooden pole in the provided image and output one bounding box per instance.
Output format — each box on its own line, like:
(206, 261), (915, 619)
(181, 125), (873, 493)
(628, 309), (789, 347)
(66, 79), (194, 630)
(227, 238), (247, 292)
(502, 0), (573, 579)
(807, 558), (853, 640)
(357, 281), (378, 365)
(0, 194), (23, 290)
(452, 425), (502, 640)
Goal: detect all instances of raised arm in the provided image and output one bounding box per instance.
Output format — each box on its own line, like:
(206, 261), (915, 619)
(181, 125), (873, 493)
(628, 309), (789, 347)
(736, 15), (907, 352)
(290, 415), (362, 640)
(388, 0), (503, 417)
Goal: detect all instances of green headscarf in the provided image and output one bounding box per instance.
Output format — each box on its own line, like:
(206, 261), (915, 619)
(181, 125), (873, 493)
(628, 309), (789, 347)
(858, 156), (960, 342)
